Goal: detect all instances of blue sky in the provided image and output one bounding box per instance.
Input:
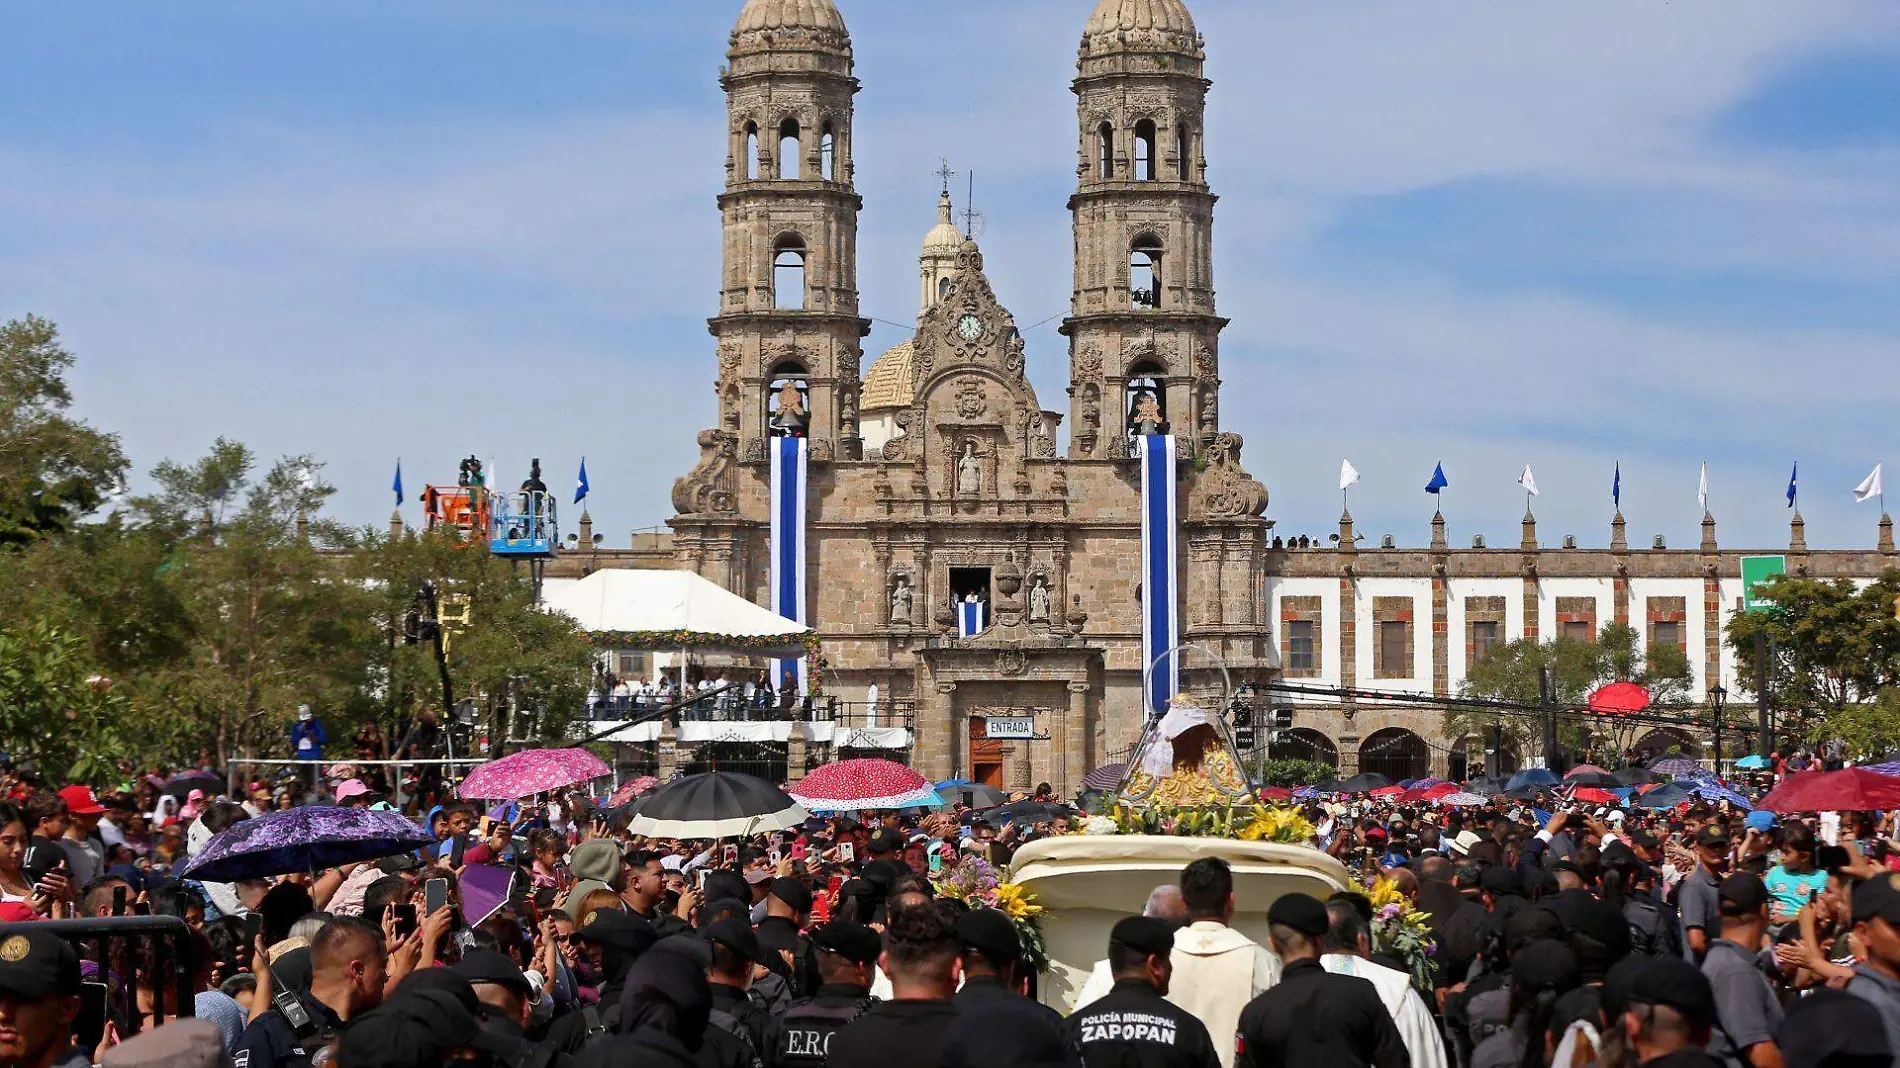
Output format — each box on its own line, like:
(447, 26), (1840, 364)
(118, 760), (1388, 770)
(5, 1), (1900, 550)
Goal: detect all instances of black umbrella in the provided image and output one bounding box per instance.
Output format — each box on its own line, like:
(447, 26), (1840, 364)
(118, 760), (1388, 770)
(162, 771), (225, 802)
(1506, 784), (1554, 802)
(1563, 770), (1621, 789)
(1613, 767), (1666, 786)
(982, 800), (1073, 826)
(625, 771), (805, 838)
(1334, 772), (1394, 794)
(1465, 775), (1512, 796)
(942, 783), (1008, 808)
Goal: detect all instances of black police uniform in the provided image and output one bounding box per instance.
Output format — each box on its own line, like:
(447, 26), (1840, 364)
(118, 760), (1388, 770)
(826, 999), (961, 1068)
(1625, 888), (1683, 958)
(1235, 959), (1406, 1068)
(1064, 978), (1221, 1068)
(709, 981), (774, 1061)
(231, 992), (343, 1068)
(762, 982), (875, 1068)
(757, 915), (819, 1000)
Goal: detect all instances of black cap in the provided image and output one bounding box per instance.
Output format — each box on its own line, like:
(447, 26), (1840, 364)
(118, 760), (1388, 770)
(1559, 891), (1632, 961)
(1480, 866), (1524, 897)
(1109, 916), (1175, 958)
(1600, 956), (1654, 1020)
(1511, 939), (1582, 994)
(868, 828), (903, 855)
(706, 917), (767, 964)
(1695, 825), (1731, 849)
(1267, 893), (1329, 936)
(1853, 871), (1900, 925)
(337, 988), (515, 1068)
(1718, 873), (1769, 915)
(1628, 956), (1716, 1023)
(769, 877), (812, 914)
(1625, 828), (1660, 851)
(453, 949), (533, 996)
(1778, 988), (1892, 1068)
(809, 921), (882, 966)
(577, 909), (660, 956)
(957, 908), (1023, 967)
(860, 860), (902, 891)
(0, 929), (78, 998)
(396, 966), (484, 1016)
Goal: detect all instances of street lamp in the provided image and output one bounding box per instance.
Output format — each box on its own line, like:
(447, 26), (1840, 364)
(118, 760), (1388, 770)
(1708, 684), (1728, 774)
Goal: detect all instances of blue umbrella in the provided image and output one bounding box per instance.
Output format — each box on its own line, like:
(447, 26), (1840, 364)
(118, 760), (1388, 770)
(1507, 768), (1559, 791)
(1633, 784), (1693, 810)
(1734, 754), (1770, 770)
(934, 778), (972, 790)
(178, 806), (434, 882)
(1690, 781), (1752, 808)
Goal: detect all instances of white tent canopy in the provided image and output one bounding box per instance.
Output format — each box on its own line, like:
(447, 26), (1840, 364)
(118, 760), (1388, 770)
(541, 569), (811, 658)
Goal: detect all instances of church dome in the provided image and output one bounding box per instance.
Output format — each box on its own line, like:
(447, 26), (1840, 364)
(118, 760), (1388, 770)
(1080, 0), (1202, 59)
(860, 339), (916, 411)
(729, 0), (852, 58)
(922, 191), (962, 256)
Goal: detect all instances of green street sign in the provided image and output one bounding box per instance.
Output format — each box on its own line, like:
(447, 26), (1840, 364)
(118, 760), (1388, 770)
(1740, 555), (1786, 612)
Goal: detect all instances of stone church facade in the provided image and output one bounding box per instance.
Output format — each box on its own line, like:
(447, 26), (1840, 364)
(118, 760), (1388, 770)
(555, 0), (1900, 792)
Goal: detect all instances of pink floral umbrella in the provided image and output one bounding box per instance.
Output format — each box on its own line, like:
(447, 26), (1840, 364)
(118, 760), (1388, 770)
(789, 758), (940, 811)
(608, 776), (661, 807)
(457, 748), (610, 800)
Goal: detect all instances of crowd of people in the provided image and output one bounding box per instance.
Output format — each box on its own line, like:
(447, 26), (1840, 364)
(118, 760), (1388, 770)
(1, 757), (1900, 1068)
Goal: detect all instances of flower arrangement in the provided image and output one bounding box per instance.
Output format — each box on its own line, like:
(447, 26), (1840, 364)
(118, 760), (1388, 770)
(1090, 804), (1317, 845)
(931, 856), (1047, 972)
(1366, 876), (1437, 993)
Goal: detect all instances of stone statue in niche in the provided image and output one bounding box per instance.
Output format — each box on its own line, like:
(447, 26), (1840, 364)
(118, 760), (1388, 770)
(889, 575), (912, 624)
(1028, 575), (1051, 622)
(956, 442), (981, 495)
(1131, 391), (1166, 436)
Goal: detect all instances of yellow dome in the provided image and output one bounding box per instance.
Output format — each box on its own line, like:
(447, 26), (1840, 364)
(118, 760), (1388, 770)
(860, 339), (916, 410)
(729, 0), (851, 58)
(1081, 0), (1201, 58)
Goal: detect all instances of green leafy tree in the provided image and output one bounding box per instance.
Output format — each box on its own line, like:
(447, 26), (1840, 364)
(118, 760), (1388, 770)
(0, 316), (127, 544)
(1256, 759), (1336, 788)
(0, 622), (135, 784)
(1726, 569), (1900, 754)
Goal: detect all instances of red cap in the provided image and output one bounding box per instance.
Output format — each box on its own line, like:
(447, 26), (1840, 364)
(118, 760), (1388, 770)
(58, 785), (105, 816)
(0, 902), (39, 922)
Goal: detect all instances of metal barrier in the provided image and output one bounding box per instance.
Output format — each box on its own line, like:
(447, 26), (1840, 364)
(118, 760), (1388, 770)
(2, 916), (197, 1042)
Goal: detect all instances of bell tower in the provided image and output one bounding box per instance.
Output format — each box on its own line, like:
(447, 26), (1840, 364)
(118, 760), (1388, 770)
(1062, 0), (1225, 460)
(712, 0), (871, 464)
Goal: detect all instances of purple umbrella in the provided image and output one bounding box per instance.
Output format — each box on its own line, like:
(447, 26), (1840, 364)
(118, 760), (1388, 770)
(457, 748), (610, 800)
(177, 806), (434, 882)
(1082, 763), (1127, 791)
(1650, 757), (1704, 779)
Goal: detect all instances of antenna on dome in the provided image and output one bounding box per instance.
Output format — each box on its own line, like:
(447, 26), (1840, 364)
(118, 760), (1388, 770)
(961, 169), (986, 240)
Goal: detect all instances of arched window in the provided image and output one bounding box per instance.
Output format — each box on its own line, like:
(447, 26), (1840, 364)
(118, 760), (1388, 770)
(1098, 122), (1113, 179)
(1130, 234), (1162, 309)
(1359, 727), (1430, 782)
(820, 124), (836, 180)
(773, 236), (807, 310)
(1176, 123), (1192, 181)
(1133, 120), (1157, 181)
(777, 119), (800, 180)
(744, 123), (760, 180)
(767, 360), (810, 438)
(937, 276), (953, 302)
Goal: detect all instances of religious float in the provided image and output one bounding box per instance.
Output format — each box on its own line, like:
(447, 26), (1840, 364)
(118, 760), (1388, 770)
(1000, 697), (1365, 1011)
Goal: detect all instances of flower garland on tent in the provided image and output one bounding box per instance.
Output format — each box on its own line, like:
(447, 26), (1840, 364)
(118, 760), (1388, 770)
(1367, 875), (1437, 993)
(931, 856), (1047, 972)
(1086, 804), (1317, 844)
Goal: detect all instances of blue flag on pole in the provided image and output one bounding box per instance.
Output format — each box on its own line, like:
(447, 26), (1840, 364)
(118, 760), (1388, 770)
(392, 460), (403, 506)
(1787, 461), (1798, 508)
(1425, 463), (1449, 494)
(574, 458), (590, 504)
(1612, 462), (1620, 509)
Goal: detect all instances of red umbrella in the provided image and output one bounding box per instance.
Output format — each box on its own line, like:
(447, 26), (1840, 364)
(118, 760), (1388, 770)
(1565, 764), (1611, 778)
(1369, 785), (1405, 797)
(1571, 787), (1617, 804)
(1758, 768), (1900, 813)
(1257, 786), (1293, 801)
(1588, 682), (1651, 715)
(608, 776), (660, 807)
(1404, 782), (1459, 802)
(789, 758), (939, 810)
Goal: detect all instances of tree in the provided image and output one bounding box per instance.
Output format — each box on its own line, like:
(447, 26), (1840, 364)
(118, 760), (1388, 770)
(0, 622), (135, 784)
(1449, 623), (1696, 766)
(1726, 569), (1900, 754)
(0, 316), (127, 544)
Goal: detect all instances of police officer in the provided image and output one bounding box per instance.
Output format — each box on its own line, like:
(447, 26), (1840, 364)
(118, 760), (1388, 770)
(453, 950), (565, 1068)
(1604, 842), (1682, 958)
(940, 908), (1075, 1068)
(1063, 916), (1220, 1068)
(0, 928), (85, 1068)
(763, 922), (881, 1068)
(706, 917), (775, 1059)
(233, 918), (387, 1068)
(1235, 893), (1405, 1068)
(1843, 869), (1900, 1059)
(757, 878), (819, 1001)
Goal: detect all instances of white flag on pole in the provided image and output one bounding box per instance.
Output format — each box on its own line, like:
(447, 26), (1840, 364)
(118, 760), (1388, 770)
(1855, 463), (1884, 504)
(1518, 464), (1539, 498)
(1698, 462), (1709, 513)
(1339, 459), (1361, 492)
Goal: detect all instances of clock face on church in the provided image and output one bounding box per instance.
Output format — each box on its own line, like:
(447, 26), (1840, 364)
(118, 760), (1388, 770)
(956, 314), (983, 342)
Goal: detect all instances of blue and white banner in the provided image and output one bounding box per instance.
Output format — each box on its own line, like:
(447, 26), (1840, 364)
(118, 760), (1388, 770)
(770, 436), (809, 694)
(1139, 433), (1180, 718)
(957, 599), (987, 638)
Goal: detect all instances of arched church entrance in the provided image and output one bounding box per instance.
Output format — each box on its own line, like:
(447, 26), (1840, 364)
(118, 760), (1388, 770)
(1275, 728), (1338, 769)
(968, 716), (1005, 789)
(1359, 728), (1430, 782)
(1448, 735), (1520, 782)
